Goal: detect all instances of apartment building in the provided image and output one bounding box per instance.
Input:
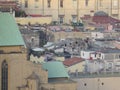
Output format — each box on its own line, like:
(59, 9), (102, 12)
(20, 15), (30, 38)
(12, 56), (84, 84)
(18, 0), (120, 24)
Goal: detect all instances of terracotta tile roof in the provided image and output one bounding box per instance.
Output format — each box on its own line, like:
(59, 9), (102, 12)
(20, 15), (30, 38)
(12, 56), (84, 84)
(81, 14), (120, 25)
(80, 15), (92, 20)
(63, 57), (84, 67)
(29, 14), (52, 17)
(92, 16), (120, 24)
(0, 1), (17, 6)
(93, 16), (108, 24)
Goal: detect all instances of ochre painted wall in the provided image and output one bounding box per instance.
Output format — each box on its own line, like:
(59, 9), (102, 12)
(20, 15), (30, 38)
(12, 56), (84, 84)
(20, 0), (120, 23)
(15, 17), (52, 25)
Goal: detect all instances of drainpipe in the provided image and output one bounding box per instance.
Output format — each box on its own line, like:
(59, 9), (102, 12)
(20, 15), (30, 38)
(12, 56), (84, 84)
(42, 0), (44, 16)
(58, 0), (60, 24)
(77, 0), (79, 22)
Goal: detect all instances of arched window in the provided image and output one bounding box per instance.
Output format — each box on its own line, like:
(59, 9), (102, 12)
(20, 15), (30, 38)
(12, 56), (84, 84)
(1, 60), (8, 90)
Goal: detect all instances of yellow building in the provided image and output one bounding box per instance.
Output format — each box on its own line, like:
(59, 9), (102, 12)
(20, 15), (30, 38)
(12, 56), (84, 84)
(19, 0), (120, 24)
(0, 13), (77, 90)
(63, 57), (85, 73)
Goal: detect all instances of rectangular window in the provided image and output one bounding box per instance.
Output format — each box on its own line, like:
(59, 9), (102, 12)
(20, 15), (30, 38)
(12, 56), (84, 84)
(59, 16), (64, 24)
(25, 0), (28, 8)
(35, 0), (39, 2)
(95, 54), (96, 57)
(83, 53), (84, 56)
(60, 0), (63, 8)
(85, 0), (89, 6)
(99, 54), (101, 57)
(35, 2), (39, 8)
(119, 55), (120, 58)
(112, 14), (118, 18)
(48, 0), (51, 8)
(99, 0), (103, 7)
(35, 5), (39, 8)
(113, 0), (118, 7)
(72, 15), (77, 23)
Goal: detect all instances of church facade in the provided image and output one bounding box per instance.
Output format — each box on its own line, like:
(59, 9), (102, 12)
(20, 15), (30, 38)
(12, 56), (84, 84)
(0, 13), (77, 90)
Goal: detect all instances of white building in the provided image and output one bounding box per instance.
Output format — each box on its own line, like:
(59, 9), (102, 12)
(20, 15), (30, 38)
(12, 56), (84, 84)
(85, 60), (104, 74)
(81, 50), (95, 59)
